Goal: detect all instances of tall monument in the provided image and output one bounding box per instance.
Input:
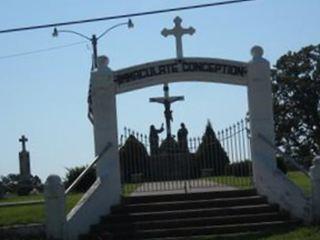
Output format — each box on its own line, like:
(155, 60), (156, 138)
(19, 135), (31, 181)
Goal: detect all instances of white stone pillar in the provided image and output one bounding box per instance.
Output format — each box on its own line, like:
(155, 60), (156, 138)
(66, 56), (121, 240)
(310, 156), (320, 223)
(44, 175), (66, 240)
(90, 55), (121, 193)
(247, 46), (276, 185)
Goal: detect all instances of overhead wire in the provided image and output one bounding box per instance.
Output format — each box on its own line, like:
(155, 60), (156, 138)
(0, 41), (87, 60)
(0, 0), (256, 34)
(0, 0), (257, 60)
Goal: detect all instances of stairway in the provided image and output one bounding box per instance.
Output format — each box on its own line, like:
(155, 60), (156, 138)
(80, 189), (299, 239)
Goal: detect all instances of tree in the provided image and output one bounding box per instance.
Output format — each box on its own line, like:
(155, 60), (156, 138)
(273, 44), (320, 166)
(119, 135), (149, 182)
(196, 121), (230, 175)
(64, 165), (96, 192)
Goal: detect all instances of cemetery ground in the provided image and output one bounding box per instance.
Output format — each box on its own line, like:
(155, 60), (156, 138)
(0, 171), (315, 239)
(0, 193), (82, 226)
(0, 171), (311, 226)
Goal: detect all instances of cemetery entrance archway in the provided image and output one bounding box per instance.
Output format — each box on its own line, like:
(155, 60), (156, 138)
(95, 52), (276, 195)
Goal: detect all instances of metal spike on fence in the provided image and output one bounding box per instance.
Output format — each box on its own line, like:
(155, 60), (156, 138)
(124, 127), (127, 139)
(189, 138), (193, 152)
(229, 126), (233, 137)
(120, 134), (124, 146)
(144, 134), (148, 146)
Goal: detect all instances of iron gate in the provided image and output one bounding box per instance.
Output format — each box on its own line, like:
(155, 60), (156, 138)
(119, 119), (252, 195)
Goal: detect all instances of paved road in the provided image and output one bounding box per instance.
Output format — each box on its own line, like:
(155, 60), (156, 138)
(131, 179), (238, 196)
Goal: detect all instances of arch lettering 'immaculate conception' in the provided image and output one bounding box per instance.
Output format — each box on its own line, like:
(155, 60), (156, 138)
(114, 57), (248, 94)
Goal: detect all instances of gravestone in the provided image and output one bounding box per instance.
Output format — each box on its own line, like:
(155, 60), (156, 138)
(17, 135), (33, 195)
(19, 135), (31, 180)
(0, 182), (5, 199)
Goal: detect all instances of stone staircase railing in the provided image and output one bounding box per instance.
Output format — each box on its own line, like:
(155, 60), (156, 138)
(255, 133), (320, 223)
(44, 142), (112, 240)
(64, 142), (112, 195)
(258, 133), (310, 177)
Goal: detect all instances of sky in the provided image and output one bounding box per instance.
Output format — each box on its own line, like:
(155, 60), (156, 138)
(0, 0), (319, 181)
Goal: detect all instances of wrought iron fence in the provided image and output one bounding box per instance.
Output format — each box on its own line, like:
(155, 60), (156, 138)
(119, 119), (253, 195)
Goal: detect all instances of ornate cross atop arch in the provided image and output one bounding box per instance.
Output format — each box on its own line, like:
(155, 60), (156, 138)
(161, 16), (196, 59)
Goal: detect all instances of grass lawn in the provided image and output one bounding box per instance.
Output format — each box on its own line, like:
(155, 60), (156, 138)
(197, 226), (320, 240)
(208, 176), (253, 189)
(0, 193), (83, 226)
(207, 171), (311, 195)
(122, 183), (141, 196)
(0, 194), (44, 203)
(287, 171), (312, 196)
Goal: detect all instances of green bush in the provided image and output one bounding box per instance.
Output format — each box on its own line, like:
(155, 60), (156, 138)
(64, 165), (96, 192)
(195, 122), (230, 175)
(225, 160), (252, 177)
(276, 156), (288, 174)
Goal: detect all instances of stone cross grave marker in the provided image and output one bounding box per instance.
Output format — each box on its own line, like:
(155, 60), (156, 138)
(19, 135), (28, 151)
(19, 135), (31, 181)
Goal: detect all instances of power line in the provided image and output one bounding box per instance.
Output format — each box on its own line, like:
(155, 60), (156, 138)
(0, 41), (86, 60)
(0, 0), (256, 34)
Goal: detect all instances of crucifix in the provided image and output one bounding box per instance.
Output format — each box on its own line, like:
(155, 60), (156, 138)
(150, 84), (184, 138)
(150, 17), (194, 138)
(19, 135), (28, 152)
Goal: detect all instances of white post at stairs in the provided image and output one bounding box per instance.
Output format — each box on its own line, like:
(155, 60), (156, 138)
(247, 46), (311, 221)
(44, 175), (66, 240)
(66, 56), (121, 240)
(247, 46), (276, 183)
(91, 56), (120, 185)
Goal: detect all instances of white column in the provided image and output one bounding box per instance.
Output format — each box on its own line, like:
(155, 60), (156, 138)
(310, 156), (320, 223)
(90, 55), (121, 192)
(247, 46), (276, 185)
(44, 175), (66, 240)
(66, 56), (121, 240)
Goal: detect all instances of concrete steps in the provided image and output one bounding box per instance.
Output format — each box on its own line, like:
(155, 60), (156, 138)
(80, 189), (299, 240)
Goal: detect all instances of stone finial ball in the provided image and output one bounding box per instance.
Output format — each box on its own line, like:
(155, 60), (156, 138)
(46, 175), (62, 186)
(97, 56), (109, 68)
(251, 46), (264, 58)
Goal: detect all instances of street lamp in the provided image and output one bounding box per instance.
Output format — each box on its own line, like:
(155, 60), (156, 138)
(52, 19), (134, 69)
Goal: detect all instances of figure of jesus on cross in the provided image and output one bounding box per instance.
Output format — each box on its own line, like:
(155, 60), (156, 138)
(150, 84), (184, 138)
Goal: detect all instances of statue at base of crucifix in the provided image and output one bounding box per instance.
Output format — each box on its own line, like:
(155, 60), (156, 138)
(149, 124), (164, 156)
